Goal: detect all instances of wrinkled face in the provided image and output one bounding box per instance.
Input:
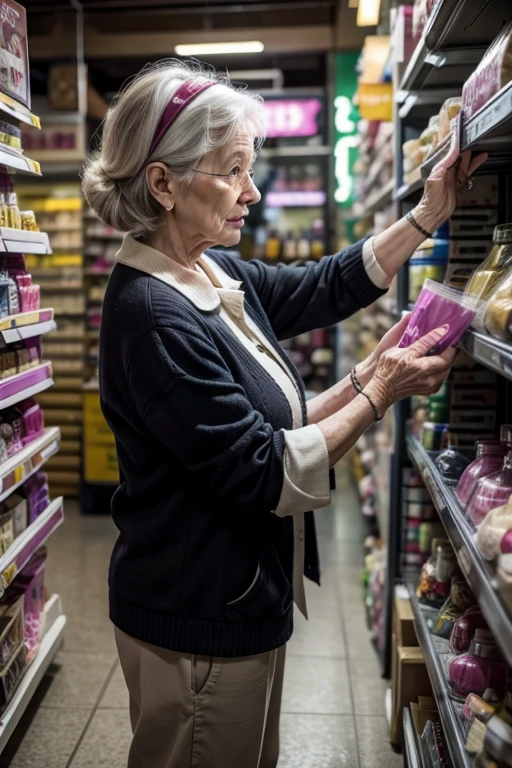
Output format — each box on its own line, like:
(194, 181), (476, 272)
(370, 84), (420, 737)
(173, 131), (261, 248)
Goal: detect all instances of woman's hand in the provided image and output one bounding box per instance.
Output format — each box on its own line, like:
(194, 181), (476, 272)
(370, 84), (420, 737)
(364, 326), (457, 414)
(413, 148), (488, 235)
(356, 313), (412, 388)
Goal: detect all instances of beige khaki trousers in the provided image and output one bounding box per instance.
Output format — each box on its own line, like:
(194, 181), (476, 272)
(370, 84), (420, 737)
(115, 627), (287, 768)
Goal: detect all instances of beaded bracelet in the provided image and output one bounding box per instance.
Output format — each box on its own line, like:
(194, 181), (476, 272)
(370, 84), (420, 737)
(405, 211), (433, 240)
(350, 367), (363, 394)
(360, 389), (383, 423)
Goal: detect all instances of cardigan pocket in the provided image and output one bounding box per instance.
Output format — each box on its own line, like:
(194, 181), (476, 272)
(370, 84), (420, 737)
(226, 543), (293, 621)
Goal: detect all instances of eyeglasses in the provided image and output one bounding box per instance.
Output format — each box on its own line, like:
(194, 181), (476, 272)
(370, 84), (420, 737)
(191, 166), (255, 188)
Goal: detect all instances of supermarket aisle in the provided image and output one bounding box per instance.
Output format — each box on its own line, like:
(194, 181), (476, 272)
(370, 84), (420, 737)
(0, 467), (401, 768)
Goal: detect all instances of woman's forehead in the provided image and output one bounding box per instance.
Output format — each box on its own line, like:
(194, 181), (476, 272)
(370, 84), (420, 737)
(215, 132), (255, 159)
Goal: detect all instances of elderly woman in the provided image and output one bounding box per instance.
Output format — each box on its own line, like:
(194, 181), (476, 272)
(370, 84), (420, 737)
(82, 61), (481, 768)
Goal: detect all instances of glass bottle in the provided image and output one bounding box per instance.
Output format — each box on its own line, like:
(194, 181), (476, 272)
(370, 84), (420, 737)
(297, 230), (310, 261)
(448, 628), (509, 701)
(310, 219), (325, 261)
(265, 230), (281, 263)
(466, 447), (512, 526)
(464, 224), (512, 302)
(283, 231), (297, 263)
(456, 441), (508, 509)
(484, 268), (512, 342)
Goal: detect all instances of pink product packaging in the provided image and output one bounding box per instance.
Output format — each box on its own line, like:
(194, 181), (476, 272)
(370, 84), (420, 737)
(5, 550), (47, 662)
(466, 448), (512, 527)
(462, 22), (512, 120)
(23, 472), (49, 524)
(18, 398), (44, 446)
(398, 280), (478, 354)
(456, 441), (508, 509)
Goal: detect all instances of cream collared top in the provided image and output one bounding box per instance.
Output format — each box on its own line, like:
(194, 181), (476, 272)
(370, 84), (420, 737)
(115, 235), (390, 619)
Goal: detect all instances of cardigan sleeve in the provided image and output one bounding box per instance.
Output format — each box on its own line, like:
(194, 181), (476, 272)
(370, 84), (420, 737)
(231, 238), (388, 341)
(127, 325), (331, 516)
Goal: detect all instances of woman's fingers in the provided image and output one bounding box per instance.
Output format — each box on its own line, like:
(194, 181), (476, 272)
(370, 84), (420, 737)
(409, 325), (449, 358)
(468, 152), (488, 176)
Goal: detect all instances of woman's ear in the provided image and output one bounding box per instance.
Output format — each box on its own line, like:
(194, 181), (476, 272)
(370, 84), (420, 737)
(146, 162), (175, 211)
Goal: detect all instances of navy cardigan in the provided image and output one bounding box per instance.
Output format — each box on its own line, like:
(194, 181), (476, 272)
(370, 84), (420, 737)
(100, 241), (386, 657)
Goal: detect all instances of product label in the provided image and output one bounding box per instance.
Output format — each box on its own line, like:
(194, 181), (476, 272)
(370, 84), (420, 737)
(0, 0), (29, 108)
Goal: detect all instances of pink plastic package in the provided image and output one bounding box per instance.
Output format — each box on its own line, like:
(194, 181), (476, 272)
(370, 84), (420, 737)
(462, 22), (512, 120)
(398, 279), (479, 354)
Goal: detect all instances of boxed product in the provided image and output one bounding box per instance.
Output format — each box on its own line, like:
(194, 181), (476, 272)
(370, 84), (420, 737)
(0, 594), (23, 667)
(0, 0), (30, 108)
(410, 696), (438, 736)
(449, 208), (499, 238)
(0, 510), (13, 556)
(391, 639), (432, 746)
(0, 492), (26, 538)
(394, 593), (418, 647)
(462, 22), (512, 120)
(0, 641), (26, 713)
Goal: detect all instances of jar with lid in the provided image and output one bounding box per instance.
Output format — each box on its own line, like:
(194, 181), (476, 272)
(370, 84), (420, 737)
(464, 225), (512, 330)
(466, 447), (512, 527)
(456, 441), (508, 509)
(448, 628), (509, 701)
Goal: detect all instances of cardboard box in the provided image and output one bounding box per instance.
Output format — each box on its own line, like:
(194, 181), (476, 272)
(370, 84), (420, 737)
(411, 696), (438, 735)
(391, 639), (432, 746)
(394, 594), (418, 648)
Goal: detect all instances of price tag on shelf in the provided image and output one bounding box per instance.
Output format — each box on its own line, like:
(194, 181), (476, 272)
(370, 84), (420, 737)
(458, 546), (472, 579)
(13, 465), (23, 485)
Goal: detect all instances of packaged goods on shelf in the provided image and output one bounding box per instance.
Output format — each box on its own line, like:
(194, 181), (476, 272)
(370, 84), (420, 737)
(463, 22), (512, 120)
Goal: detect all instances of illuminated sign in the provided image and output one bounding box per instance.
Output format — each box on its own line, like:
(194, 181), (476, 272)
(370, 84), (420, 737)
(263, 98), (322, 138)
(334, 53), (360, 207)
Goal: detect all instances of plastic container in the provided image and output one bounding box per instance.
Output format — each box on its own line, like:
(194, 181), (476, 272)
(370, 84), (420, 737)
(456, 441), (508, 509)
(448, 628), (508, 701)
(466, 448), (512, 526)
(399, 279), (478, 354)
(484, 268), (512, 342)
(464, 225), (512, 331)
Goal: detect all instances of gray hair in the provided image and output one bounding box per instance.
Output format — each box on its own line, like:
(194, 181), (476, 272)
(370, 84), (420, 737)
(81, 60), (266, 237)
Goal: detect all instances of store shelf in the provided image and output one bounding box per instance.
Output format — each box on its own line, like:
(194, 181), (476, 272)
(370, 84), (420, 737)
(0, 228), (51, 255)
(396, 178), (424, 201)
(407, 586), (469, 768)
(462, 329), (512, 381)
(259, 145), (331, 158)
(400, 0), (506, 93)
(0, 309), (55, 342)
(0, 146), (41, 176)
(0, 497), (64, 598)
(407, 434), (512, 668)
(0, 595), (66, 754)
(0, 94), (40, 129)
(266, 190), (326, 208)
(0, 362), (53, 411)
(463, 81), (512, 152)
(400, 45), (483, 96)
(0, 427), (61, 503)
(403, 707), (423, 768)
(358, 179), (394, 218)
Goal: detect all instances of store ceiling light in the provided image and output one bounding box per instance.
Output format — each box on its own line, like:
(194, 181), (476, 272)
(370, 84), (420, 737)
(357, 0), (381, 26)
(174, 41), (265, 56)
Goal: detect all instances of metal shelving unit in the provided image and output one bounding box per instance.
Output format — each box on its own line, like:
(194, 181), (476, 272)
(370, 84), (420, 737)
(408, 587), (470, 768)
(381, 0), (512, 680)
(407, 434), (512, 667)
(403, 707), (424, 768)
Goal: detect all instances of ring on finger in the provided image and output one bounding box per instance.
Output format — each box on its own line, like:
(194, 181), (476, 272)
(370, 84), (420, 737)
(466, 177), (474, 190)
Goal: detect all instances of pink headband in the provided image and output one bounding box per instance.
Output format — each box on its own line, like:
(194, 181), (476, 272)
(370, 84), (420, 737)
(148, 80), (216, 157)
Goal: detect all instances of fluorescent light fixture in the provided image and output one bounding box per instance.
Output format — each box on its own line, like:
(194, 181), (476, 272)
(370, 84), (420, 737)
(175, 41), (264, 56)
(357, 0), (381, 25)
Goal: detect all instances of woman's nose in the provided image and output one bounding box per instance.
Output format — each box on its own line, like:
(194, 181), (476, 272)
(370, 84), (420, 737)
(240, 174), (261, 206)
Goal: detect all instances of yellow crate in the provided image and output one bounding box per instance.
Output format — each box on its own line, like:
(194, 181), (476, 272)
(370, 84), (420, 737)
(84, 417), (116, 446)
(83, 391), (103, 420)
(84, 444), (119, 484)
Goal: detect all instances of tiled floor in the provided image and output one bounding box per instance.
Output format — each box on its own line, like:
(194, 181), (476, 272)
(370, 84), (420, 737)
(0, 469), (402, 768)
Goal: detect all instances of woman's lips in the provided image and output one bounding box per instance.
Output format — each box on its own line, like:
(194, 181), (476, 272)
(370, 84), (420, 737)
(226, 217), (244, 228)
